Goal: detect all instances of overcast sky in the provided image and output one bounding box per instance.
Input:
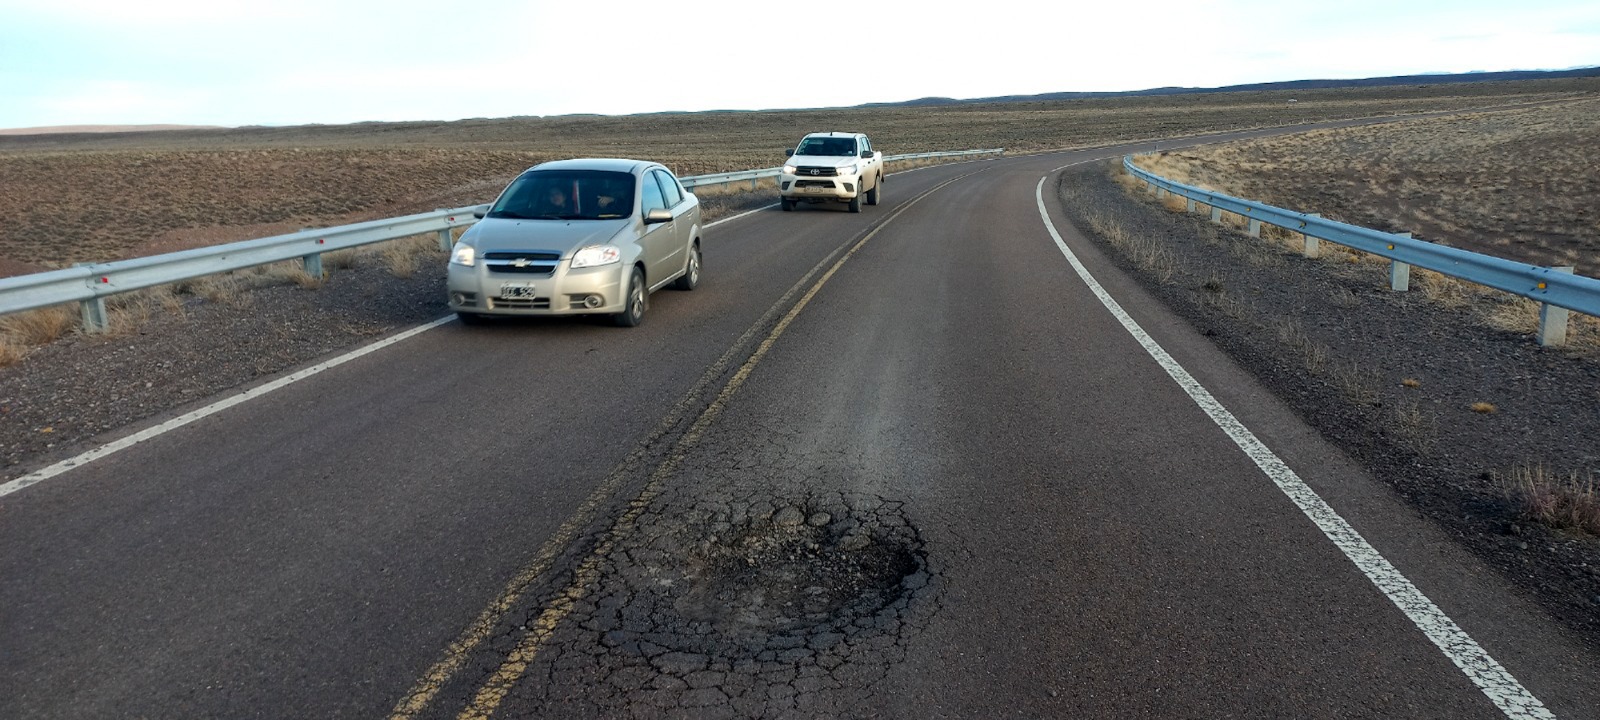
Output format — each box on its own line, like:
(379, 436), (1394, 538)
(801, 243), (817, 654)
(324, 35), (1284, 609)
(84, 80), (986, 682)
(1, 0), (1597, 129)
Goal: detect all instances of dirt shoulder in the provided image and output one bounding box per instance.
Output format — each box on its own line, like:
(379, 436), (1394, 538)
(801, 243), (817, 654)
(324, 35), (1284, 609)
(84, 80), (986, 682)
(1056, 160), (1600, 648)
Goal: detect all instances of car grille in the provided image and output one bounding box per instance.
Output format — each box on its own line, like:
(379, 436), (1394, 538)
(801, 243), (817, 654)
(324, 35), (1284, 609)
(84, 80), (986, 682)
(488, 296), (551, 310)
(794, 180), (837, 189)
(795, 166), (838, 177)
(484, 251), (561, 275)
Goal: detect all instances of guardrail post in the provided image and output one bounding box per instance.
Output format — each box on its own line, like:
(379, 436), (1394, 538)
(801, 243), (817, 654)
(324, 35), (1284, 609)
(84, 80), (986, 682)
(1248, 218), (1262, 238)
(1302, 214), (1321, 258)
(437, 228), (454, 252)
(80, 297), (108, 334)
(1185, 198), (1196, 213)
(1210, 206), (1223, 224)
(1390, 233), (1412, 291)
(71, 263), (109, 334)
(302, 253), (323, 278)
(749, 178), (759, 192)
(1539, 267), (1575, 347)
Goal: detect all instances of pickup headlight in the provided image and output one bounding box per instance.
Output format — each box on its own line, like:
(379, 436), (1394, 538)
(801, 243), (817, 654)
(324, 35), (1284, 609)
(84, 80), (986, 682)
(449, 243), (476, 267)
(571, 245), (622, 269)
(783, 164), (797, 175)
(840, 164), (859, 176)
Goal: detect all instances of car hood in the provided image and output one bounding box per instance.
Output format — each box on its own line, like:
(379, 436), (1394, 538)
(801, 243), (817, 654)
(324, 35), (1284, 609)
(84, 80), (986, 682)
(464, 218), (630, 257)
(789, 154), (862, 168)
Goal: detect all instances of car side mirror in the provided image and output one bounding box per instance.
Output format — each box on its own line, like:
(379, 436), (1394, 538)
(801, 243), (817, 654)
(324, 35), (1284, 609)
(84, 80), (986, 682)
(644, 208), (672, 224)
(859, 150), (872, 158)
(472, 204), (490, 219)
(785, 148), (795, 157)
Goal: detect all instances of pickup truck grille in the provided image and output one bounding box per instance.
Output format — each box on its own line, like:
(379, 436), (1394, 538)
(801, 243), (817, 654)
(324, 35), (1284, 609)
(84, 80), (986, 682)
(794, 166), (839, 177)
(484, 251), (561, 275)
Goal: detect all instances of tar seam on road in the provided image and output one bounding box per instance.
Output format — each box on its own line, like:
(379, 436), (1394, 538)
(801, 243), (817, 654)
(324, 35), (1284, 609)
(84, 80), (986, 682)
(0, 315), (459, 499)
(1033, 169), (1555, 720)
(450, 171), (982, 720)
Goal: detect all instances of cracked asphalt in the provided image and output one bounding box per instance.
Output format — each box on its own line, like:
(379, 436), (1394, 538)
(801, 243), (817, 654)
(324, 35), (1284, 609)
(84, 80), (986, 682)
(4, 127), (1599, 719)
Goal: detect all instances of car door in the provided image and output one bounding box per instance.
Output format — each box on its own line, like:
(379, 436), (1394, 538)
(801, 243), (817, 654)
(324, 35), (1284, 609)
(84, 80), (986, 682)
(653, 169), (691, 273)
(637, 169), (675, 285)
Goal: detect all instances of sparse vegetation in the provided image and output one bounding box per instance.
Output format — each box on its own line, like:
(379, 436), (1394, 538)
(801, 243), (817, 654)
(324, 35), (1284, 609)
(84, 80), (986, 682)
(1503, 465), (1600, 536)
(1471, 401), (1498, 414)
(0, 305), (76, 346)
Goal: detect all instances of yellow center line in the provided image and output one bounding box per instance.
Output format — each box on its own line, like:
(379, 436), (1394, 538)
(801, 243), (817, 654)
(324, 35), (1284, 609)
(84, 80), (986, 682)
(456, 171), (980, 719)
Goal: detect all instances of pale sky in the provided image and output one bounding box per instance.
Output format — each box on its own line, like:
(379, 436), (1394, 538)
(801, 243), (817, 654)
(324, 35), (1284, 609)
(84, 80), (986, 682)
(1, 0), (1596, 129)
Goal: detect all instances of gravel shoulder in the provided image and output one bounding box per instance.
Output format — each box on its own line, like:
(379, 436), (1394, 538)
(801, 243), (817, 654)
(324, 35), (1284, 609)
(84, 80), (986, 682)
(1055, 160), (1600, 648)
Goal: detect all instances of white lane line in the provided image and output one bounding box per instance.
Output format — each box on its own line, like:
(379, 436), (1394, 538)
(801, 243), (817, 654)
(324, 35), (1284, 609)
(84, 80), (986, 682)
(1034, 171), (1554, 720)
(0, 316), (457, 499)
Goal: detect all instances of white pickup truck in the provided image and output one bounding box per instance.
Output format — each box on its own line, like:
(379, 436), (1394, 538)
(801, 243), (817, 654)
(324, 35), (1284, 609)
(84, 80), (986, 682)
(779, 132), (883, 212)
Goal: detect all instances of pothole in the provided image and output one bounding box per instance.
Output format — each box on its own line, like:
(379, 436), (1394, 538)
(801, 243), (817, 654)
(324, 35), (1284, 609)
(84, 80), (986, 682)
(673, 499), (925, 648)
(595, 493), (932, 663)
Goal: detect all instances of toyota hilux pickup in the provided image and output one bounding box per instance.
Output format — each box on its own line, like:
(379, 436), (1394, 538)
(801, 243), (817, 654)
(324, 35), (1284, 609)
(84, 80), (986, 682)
(779, 132), (883, 212)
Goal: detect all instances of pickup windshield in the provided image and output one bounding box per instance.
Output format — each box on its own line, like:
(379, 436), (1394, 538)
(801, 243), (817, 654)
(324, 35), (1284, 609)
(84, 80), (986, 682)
(795, 137), (858, 156)
(487, 170), (636, 220)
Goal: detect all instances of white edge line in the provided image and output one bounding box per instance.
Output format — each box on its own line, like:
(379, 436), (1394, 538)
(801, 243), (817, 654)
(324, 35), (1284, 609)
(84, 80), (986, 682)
(0, 315), (457, 499)
(1033, 168), (1553, 720)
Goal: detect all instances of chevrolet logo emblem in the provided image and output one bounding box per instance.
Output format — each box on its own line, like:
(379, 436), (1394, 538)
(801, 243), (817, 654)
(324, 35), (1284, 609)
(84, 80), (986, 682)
(512, 258), (530, 268)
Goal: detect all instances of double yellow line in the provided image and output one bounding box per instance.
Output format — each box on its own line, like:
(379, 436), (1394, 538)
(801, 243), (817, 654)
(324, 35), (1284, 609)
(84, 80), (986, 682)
(391, 170), (978, 720)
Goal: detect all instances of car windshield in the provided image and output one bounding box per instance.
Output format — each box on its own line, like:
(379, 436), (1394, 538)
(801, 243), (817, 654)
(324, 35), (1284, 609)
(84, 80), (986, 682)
(488, 170), (635, 220)
(795, 137), (857, 156)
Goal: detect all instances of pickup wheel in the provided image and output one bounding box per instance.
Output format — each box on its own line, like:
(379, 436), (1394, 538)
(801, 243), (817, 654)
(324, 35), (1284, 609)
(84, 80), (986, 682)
(848, 191), (862, 213)
(781, 197), (794, 212)
(866, 174), (881, 206)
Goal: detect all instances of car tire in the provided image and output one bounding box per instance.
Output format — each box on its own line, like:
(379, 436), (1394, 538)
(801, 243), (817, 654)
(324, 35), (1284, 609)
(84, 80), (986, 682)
(848, 191), (861, 213)
(613, 266), (646, 327)
(781, 197), (794, 212)
(456, 311), (488, 325)
(866, 175), (880, 206)
(673, 242), (700, 291)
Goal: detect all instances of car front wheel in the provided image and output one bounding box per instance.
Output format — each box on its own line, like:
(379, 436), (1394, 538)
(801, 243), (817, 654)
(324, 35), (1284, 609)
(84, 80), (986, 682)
(613, 266), (646, 327)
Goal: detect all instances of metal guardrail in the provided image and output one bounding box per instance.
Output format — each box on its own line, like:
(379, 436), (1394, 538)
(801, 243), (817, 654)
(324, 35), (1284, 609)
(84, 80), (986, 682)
(1122, 155), (1600, 346)
(679, 148), (1004, 189)
(0, 148), (1006, 332)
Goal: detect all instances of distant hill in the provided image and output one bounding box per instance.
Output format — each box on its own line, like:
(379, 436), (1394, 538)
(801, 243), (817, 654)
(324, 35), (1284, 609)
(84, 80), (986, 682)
(860, 67), (1600, 108)
(0, 124), (225, 136)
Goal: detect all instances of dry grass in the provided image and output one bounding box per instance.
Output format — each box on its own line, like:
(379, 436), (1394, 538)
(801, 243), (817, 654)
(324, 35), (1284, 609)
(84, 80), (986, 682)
(1276, 318), (1331, 373)
(1332, 360), (1381, 405)
(1502, 465), (1600, 536)
(0, 305), (76, 345)
(1471, 401), (1498, 414)
(1084, 211), (1178, 283)
(0, 336), (24, 366)
(1391, 399), (1436, 455)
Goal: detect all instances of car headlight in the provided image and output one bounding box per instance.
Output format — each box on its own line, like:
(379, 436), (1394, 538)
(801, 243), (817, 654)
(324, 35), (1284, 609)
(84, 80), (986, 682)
(570, 245), (622, 269)
(450, 243), (476, 267)
(840, 164), (858, 176)
(783, 164), (797, 175)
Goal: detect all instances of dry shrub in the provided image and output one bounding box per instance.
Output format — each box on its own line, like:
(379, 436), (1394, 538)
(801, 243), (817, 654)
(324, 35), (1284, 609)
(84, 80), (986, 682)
(1471, 401), (1498, 414)
(1391, 399), (1435, 455)
(1160, 194), (1190, 213)
(1415, 269), (1473, 308)
(1332, 359), (1380, 404)
(189, 274), (254, 308)
(0, 305), (76, 345)
(325, 248), (361, 270)
(1276, 318), (1330, 372)
(260, 261), (326, 289)
(1503, 465), (1600, 536)
(1090, 215), (1178, 284)
(381, 235), (443, 279)
(0, 336), (26, 367)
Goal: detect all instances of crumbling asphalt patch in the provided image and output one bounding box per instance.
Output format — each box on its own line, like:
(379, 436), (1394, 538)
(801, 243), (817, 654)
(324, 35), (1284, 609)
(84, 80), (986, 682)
(488, 492), (935, 719)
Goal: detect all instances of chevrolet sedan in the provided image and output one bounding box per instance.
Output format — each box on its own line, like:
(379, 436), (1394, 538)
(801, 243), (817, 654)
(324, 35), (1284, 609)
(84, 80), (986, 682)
(447, 158), (702, 327)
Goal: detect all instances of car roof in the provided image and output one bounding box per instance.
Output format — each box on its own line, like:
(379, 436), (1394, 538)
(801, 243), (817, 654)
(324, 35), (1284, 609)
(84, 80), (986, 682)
(526, 158), (660, 175)
(803, 132), (862, 139)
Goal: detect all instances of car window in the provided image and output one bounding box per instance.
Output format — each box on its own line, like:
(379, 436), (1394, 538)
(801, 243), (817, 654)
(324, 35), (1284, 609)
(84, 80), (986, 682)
(860, 136), (870, 153)
(640, 171), (668, 216)
(798, 137), (856, 156)
(488, 170), (635, 220)
(655, 170), (684, 207)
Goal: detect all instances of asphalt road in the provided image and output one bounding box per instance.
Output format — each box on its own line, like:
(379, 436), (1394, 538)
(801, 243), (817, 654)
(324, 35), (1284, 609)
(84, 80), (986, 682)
(3, 129), (1598, 719)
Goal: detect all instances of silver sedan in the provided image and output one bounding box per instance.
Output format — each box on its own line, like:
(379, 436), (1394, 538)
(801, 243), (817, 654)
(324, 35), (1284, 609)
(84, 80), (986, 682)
(447, 158), (702, 327)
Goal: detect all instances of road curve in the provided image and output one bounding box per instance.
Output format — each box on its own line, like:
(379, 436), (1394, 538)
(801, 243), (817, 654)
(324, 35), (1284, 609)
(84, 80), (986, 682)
(2, 127), (1597, 719)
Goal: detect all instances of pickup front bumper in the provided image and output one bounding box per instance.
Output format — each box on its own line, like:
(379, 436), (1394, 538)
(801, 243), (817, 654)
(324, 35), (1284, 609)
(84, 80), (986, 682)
(780, 165), (861, 201)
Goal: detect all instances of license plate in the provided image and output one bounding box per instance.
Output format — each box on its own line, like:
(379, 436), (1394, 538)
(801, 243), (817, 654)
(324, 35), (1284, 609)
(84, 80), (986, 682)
(499, 282), (537, 299)
(803, 186), (825, 193)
